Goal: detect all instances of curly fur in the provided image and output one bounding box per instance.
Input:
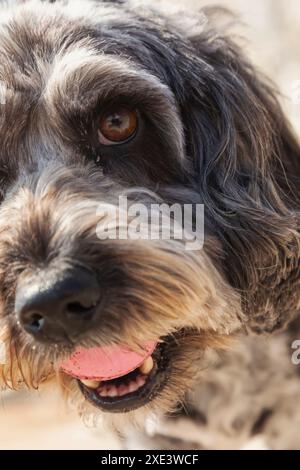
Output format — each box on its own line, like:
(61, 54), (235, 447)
(0, 0), (299, 449)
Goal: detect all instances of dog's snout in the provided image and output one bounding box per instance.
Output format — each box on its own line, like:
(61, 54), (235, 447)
(15, 269), (100, 342)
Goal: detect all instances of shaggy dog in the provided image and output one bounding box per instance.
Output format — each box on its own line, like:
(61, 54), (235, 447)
(0, 0), (299, 449)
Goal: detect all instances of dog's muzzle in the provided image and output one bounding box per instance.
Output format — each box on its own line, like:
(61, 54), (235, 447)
(15, 268), (170, 413)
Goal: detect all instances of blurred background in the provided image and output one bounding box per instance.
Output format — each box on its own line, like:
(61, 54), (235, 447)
(0, 0), (299, 450)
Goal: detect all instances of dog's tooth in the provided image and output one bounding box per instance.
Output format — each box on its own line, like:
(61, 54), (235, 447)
(80, 379), (101, 389)
(118, 384), (129, 396)
(106, 386), (118, 397)
(139, 356), (154, 375)
(136, 375), (146, 387)
(128, 380), (140, 393)
(99, 388), (108, 397)
(128, 382), (137, 393)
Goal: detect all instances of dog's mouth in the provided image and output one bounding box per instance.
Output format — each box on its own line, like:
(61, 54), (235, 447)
(60, 341), (169, 412)
(79, 345), (167, 412)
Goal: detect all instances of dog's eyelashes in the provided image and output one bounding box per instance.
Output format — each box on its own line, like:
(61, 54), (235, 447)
(98, 106), (138, 146)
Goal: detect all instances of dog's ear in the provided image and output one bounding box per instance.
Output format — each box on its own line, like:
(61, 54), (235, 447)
(174, 14), (300, 333)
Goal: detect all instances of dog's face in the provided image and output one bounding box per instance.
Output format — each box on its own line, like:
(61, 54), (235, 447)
(0, 0), (299, 423)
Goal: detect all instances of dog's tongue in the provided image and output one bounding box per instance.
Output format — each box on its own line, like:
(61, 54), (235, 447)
(60, 341), (157, 381)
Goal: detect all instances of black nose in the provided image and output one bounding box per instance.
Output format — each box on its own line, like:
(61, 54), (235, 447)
(15, 269), (100, 342)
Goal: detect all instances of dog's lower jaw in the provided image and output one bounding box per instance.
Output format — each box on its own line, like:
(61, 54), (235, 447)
(54, 329), (236, 433)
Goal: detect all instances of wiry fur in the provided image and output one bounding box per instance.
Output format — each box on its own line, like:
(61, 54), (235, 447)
(0, 0), (299, 449)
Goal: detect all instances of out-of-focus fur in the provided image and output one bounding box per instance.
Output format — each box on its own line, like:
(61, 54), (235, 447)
(0, 0), (299, 449)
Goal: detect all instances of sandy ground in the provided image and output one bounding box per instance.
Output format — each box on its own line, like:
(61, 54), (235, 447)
(0, 387), (121, 450)
(0, 0), (299, 450)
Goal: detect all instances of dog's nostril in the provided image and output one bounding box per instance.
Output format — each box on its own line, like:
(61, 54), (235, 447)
(27, 313), (45, 333)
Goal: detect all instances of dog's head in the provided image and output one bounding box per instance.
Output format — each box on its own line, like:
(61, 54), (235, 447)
(0, 0), (299, 423)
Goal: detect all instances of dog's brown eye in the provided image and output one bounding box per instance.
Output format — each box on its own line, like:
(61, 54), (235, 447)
(98, 107), (138, 145)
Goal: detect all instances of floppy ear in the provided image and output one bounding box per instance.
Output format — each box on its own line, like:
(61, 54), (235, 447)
(174, 13), (300, 333)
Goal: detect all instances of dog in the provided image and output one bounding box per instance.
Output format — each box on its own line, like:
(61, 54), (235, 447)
(0, 0), (299, 450)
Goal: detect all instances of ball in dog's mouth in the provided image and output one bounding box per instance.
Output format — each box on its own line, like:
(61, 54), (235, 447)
(60, 341), (169, 412)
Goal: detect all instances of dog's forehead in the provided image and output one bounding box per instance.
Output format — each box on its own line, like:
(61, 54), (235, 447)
(0, 0), (180, 93)
(0, 0), (182, 166)
(0, 2), (116, 91)
(0, 5), (104, 162)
